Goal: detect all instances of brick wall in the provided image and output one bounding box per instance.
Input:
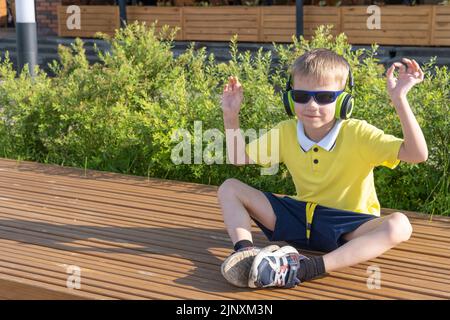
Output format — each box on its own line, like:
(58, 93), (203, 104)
(36, 0), (61, 36)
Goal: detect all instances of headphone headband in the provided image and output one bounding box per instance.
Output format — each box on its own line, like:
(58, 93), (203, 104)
(348, 67), (354, 93)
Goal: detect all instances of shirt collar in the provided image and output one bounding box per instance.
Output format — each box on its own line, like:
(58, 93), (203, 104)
(297, 119), (343, 152)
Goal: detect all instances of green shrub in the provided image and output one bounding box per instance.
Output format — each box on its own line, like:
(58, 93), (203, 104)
(0, 23), (448, 215)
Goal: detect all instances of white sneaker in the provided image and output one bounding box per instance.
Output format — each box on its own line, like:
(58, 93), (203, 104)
(248, 245), (307, 289)
(221, 245), (280, 288)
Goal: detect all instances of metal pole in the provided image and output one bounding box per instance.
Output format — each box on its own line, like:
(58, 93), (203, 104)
(118, 0), (127, 28)
(15, 0), (38, 77)
(296, 0), (304, 39)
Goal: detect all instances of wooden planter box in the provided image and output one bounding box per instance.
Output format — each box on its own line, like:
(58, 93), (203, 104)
(125, 6), (338, 43)
(58, 5), (120, 38)
(57, 5), (450, 46)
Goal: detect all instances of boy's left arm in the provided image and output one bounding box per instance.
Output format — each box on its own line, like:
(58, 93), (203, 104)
(386, 58), (428, 164)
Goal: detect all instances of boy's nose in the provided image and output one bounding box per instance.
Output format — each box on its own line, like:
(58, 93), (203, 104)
(304, 99), (320, 111)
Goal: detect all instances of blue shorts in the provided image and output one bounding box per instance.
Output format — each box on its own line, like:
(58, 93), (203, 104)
(251, 192), (378, 253)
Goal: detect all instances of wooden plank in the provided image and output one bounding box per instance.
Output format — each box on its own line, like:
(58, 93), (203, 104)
(59, 12), (118, 19)
(432, 38), (450, 46)
(304, 6), (340, 15)
(183, 20), (257, 28)
(58, 5), (119, 15)
(434, 22), (450, 31)
(344, 30), (429, 38)
(343, 23), (430, 31)
(184, 15), (257, 22)
(262, 6), (294, 15)
(184, 28), (258, 35)
(183, 6), (258, 15)
(435, 5), (450, 14)
(263, 15), (297, 22)
(433, 30), (450, 38)
(184, 34), (258, 42)
(341, 5), (432, 16)
(57, 24), (118, 32)
(59, 30), (116, 38)
(127, 17), (181, 25)
(263, 29), (299, 36)
(434, 18), (450, 26)
(346, 37), (430, 46)
(263, 21), (296, 29)
(126, 7), (181, 15)
(343, 15), (430, 23)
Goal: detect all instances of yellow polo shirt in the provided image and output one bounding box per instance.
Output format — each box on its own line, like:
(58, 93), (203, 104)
(245, 118), (404, 216)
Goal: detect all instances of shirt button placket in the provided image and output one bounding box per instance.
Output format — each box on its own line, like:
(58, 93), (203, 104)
(313, 146), (319, 171)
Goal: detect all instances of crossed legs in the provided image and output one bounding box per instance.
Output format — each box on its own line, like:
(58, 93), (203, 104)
(217, 178), (413, 273)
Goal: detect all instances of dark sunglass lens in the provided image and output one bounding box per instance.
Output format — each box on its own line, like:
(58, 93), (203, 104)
(292, 91), (311, 103)
(315, 92), (336, 104)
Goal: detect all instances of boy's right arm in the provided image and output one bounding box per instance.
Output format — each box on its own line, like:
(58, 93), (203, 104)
(222, 76), (255, 166)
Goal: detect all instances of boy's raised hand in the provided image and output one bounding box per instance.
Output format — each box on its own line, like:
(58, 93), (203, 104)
(386, 58), (424, 101)
(221, 76), (244, 119)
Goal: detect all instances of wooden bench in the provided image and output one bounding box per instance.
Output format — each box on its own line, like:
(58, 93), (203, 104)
(0, 158), (449, 299)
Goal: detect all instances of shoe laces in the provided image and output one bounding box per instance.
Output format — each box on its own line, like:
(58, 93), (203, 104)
(273, 256), (290, 287)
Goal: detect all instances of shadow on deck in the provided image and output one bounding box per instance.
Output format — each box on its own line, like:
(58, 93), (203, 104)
(0, 158), (449, 300)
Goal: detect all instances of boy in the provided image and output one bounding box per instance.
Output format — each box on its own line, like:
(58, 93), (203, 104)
(219, 49), (428, 289)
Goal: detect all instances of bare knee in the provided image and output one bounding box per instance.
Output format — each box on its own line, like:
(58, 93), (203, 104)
(217, 178), (242, 201)
(385, 212), (413, 244)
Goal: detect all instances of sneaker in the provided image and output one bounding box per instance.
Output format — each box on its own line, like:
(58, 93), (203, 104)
(221, 245), (280, 288)
(248, 245), (308, 289)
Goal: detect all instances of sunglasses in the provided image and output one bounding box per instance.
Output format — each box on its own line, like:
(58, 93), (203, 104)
(291, 90), (344, 105)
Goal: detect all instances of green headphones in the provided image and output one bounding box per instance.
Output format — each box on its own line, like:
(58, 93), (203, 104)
(282, 67), (355, 120)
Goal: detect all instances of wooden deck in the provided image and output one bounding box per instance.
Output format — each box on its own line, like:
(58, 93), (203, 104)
(0, 158), (449, 300)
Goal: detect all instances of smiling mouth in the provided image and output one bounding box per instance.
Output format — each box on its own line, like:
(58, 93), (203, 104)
(304, 115), (320, 118)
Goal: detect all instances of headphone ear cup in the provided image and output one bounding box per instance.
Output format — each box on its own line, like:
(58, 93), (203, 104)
(344, 94), (354, 119)
(283, 91), (295, 117)
(335, 92), (354, 119)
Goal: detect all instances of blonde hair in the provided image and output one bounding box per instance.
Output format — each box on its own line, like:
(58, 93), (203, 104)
(291, 49), (349, 88)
